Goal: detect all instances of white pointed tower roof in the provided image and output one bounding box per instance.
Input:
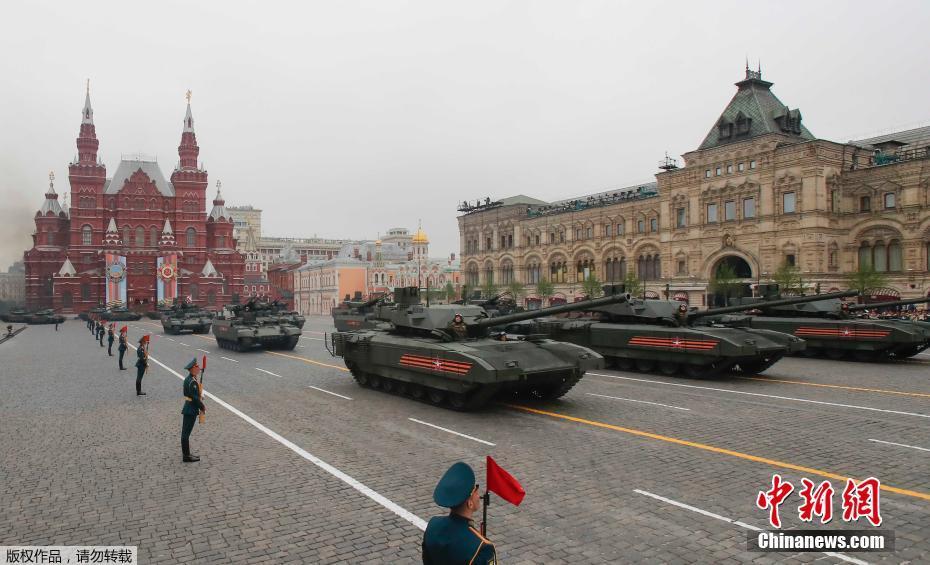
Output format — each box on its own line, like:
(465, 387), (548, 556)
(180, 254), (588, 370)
(107, 218), (118, 233)
(38, 171), (66, 217)
(104, 217), (122, 246)
(82, 79), (94, 125)
(183, 90), (195, 133)
(163, 219), (173, 234)
(159, 219), (177, 247)
(208, 180), (231, 221)
(58, 257), (77, 277)
(201, 258), (220, 277)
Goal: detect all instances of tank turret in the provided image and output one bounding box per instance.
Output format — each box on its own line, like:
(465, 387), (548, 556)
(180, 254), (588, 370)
(846, 297), (930, 313)
(212, 297), (301, 351)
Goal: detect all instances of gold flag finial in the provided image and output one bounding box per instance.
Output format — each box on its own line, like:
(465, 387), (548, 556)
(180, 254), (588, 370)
(49, 170), (55, 183)
(185, 89), (192, 103)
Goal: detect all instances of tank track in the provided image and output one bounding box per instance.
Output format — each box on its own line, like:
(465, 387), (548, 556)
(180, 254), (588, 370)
(610, 356), (735, 379)
(346, 362), (500, 411)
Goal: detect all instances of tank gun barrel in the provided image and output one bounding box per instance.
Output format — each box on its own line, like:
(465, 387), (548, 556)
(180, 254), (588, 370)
(847, 297), (930, 312)
(470, 292), (630, 330)
(689, 290), (859, 320)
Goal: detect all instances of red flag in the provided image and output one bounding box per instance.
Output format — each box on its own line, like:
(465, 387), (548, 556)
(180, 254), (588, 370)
(486, 456), (525, 506)
(202, 355), (207, 370)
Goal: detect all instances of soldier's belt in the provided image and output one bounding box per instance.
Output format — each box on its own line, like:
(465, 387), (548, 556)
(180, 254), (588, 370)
(184, 396), (194, 401)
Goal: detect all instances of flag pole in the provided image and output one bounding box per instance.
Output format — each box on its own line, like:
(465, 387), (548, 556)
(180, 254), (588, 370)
(481, 491), (490, 536)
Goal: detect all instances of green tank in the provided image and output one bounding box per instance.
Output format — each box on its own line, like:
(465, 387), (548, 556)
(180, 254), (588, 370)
(161, 302), (214, 334)
(1, 309), (65, 324)
(332, 295), (387, 331)
(270, 302), (306, 329)
(330, 287), (630, 410)
(212, 298), (302, 351)
(718, 292), (930, 361)
(99, 307), (142, 322)
(501, 288), (857, 378)
(78, 306), (108, 321)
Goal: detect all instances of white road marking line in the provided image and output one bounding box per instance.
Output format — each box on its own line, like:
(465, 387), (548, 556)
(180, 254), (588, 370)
(197, 348), (210, 353)
(296, 345), (305, 349)
(868, 438), (930, 453)
(167, 337), (176, 342)
(256, 368), (283, 378)
(408, 417), (496, 446)
(633, 489), (868, 565)
(129, 344), (427, 531)
(307, 385), (352, 400)
(220, 356), (239, 363)
(179, 342), (190, 347)
(587, 392), (690, 411)
(590, 372), (930, 420)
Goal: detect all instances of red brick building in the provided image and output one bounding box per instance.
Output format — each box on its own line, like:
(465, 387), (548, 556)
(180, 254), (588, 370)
(266, 262), (301, 309)
(24, 88), (245, 313)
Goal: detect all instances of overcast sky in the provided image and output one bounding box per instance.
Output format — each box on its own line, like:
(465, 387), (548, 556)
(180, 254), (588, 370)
(2, 0), (928, 269)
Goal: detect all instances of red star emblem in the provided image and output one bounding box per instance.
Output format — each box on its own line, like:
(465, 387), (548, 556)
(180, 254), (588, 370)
(842, 327), (851, 336)
(672, 338), (682, 347)
(433, 359), (443, 369)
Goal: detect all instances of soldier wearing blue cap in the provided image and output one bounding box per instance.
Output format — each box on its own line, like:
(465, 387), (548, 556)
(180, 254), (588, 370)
(422, 462), (497, 564)
(181, 357), (205, 463)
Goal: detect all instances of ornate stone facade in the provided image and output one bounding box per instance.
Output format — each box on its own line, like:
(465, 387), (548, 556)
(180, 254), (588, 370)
(458, 68), (930, 305)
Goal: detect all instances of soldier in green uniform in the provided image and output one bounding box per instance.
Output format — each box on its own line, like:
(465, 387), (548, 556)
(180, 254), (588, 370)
(181, 358), (205, 463)
(117, 327), (128, 370)
(107, 324), (115, 356)
(422, 462), (497, 565)
(97, 321), (106, 346)
(135, 336), (148, 395)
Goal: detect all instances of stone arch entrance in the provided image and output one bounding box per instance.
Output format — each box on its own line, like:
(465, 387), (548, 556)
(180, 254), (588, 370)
(713, 255), (753, 278)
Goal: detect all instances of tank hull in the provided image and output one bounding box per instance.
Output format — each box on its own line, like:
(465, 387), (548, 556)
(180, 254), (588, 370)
(161, 317), (213, 335)
(100, 311), (142, 322)
(333, 331), (604, 410)
(212, 320), (301, 351)
(506, 319), (804, 377)
(740, 316), (928, 361)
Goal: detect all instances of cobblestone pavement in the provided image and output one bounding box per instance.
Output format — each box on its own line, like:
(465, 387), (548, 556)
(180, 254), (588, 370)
(2, 318), (929, 563)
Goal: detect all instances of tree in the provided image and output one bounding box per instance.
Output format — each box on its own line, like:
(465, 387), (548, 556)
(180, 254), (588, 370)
(709, 263), (741, 302)
(506, 281), (525, 305)
(481, 280), (498, 300)
(535, 278), (554, 307)
(443, 282), (456, 302)
(846, 265), (887, 301)
(581, 275), (603, 298)
(621, 272), (642, 298)
(773, 264), (805, 295)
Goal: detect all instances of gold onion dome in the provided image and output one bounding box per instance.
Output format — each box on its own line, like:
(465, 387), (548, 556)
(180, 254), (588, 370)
(412, 227), (429, 244)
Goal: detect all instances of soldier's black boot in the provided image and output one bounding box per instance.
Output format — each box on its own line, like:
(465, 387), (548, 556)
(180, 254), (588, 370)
(182, 439), (199, 462)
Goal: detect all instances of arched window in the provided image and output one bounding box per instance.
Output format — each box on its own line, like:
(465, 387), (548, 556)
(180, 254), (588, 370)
(483, 262), (494, 285)
(550, 261), (566, 283)
(652, 255), (661, 279)
(466, 264), (479, 287)
(526, 261), (541, 284)
(500, 260), (514, 284)
(576, 259), (595, 281)
(858, 243), (872, 269)
(135, 198), (146, 211)
(888, 240), (903, 271)
(604, 256), (626, 282)
(135, 226), (145, 247)
(616, 220), (625, 236)
(81, 225), (92, 246)
(873, 241), (887, 272)
(207, 290), (216, 305)
(186, 227), (197, 247)
(150, 227), (158, 246)
(62, 292), (73, 308)
(122, 226), (131, 245)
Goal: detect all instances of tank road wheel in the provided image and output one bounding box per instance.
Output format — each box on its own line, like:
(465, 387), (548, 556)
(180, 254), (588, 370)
(800, 348), (820, 358)
(895, 346), (925, 359)
(682, 362), (726, 379)
(350, 368), (370, 388)
(825, 349), (846, 360)
(380, 378), (396, 393)
(658, 361), (679, 376)
(394, 381), (408, 396)
(368, 375), (382, 390)
(737, 354), (783, 375)
(408, 384), (425, 400)
(634, 359), (656, 372)
(613, 357), (635, 371)
(427, 388), (445, 405)
(448, 392), (470, 411)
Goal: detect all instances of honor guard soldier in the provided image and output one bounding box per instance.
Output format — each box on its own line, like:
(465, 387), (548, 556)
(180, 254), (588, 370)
(422, 462), (497, 565)
(117, 327), (128, 370)
(107, 324), (115, 356)
(97, 321), (106, 346)
(135, 336), (149, 395)
(181, 358), (205, 462)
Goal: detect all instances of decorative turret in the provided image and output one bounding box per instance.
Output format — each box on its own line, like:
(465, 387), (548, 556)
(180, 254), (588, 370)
(76, 80), (100, 165)
(103, 218), (122, 247)
(159, 219), (177, 248)
(208, 180), (230, 221)
(178, 90), (200, 171)
(37, 172), (67, 218)
(201, 258), (220, 278)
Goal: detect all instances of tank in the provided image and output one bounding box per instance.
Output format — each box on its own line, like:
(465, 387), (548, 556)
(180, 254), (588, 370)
(270, 302), (306, 329)
(99, 307), (142, 322)
(212, 298), (302, 351)
(146, 303), (173, 320)
(332, 294), (387, 331)
(161, 301), (214, 334)
(78, 306), (108, 321)
(26, 309), (66, 325)
(500, 288), (859, 378)
(0, 309), (31, 323)
(330, 287), (630, 410)
(717, 290), (930, 361)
